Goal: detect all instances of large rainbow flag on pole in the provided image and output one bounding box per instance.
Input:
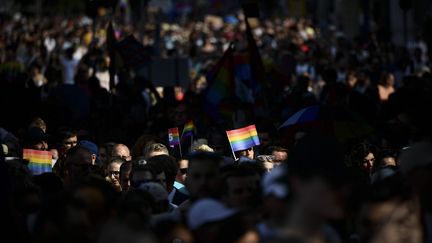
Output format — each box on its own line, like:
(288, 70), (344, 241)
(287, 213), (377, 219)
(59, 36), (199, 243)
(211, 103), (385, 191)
(23, 149), (52, 175)
(226, 125), (260, 152)
(205, 43), (236, 120)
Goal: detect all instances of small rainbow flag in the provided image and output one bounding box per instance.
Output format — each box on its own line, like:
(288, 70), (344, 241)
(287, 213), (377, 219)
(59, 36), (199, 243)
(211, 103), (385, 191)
(182, 120), (195, 138)
(226, 125), (260, 152)
(23, 149), (52, 175)
(168, 127), (180, 147)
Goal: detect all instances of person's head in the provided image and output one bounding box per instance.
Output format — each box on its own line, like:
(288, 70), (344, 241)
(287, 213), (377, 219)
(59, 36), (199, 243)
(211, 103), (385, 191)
(285, 133), (352, 221)
(111, 143), (132, 161)
(268, 145), (289, 165)
(106, 156), (126, 192)
(176, 158), (189, 184)
(29, 117), (47, 133)
(131, 134), (162, 158)
(54, 127), (78, 156)
(77, 140), (99, 165)
(235, 147), (254, 160)
(62, 145), (94, 184)
(221, 164), (261, 209)
(23, 127), (50, 151)
(143, 143), (169, 159)
(186, 152), (223, 201)
(356, 173), (422, 243)
(129, 157), (155, 189)
(138, 182), (170, 214)
(99, 142), (115, 166)
(147, 154), (178, 192)
(380, 72), (395, 87)
(119, 161), (132, 192)
(349, 142), (377, 175)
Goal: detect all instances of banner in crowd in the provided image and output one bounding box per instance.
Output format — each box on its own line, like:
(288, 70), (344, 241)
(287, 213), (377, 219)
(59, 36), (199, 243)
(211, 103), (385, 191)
(23, 149), (52, 175)
(168, 127), (180, 147)
(226, 124), (260, 152)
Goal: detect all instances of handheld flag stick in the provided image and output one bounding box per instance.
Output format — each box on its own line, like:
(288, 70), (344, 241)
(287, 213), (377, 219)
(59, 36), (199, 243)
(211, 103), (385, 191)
(226, 131), (238, 160)
(178, 142), (183, 158)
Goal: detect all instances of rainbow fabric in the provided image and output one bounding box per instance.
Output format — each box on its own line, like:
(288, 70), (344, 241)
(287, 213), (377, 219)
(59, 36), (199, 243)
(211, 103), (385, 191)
(226, 125), (260, 152)
(168, 127), (180, 147)
(182, 121), (195, 138)
(205, 44), (236, 107)
(23, 149), (52, 175)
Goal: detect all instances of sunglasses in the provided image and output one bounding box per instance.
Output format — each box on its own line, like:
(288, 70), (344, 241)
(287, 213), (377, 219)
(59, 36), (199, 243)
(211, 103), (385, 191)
(179, 168), (188, 175)
(109, 171), (120, 176)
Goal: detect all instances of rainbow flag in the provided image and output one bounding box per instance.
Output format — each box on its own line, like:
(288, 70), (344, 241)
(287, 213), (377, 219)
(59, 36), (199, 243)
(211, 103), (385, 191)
(168, 127), (180, 147)
(205, 44), (236, 120)
(182, 121), (195, 138)
(23, 149), (52, 175)
(226, 125), (260, 152)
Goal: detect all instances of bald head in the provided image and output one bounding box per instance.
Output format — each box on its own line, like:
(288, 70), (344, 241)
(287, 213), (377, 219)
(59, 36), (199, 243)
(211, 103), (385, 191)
(112, 144), (132, 161)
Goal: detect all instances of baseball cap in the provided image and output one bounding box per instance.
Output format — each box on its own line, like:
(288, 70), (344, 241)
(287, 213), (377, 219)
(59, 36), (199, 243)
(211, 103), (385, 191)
(398, 142), (432, 174)
(188, 198), (238, 230)
(78, 140), (100, 163)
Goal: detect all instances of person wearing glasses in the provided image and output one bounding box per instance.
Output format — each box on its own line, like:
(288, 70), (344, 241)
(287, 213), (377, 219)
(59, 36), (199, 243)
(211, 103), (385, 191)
(106, 156), (126, 192)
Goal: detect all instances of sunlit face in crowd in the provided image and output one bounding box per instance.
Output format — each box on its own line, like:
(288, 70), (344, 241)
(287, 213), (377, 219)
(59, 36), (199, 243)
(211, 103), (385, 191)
(239, 147), (254, 160)
(362, 152), (375, 174)
(272, 150), (288, 164)
(62, 135), (78, 150)
(176, 159), (189, 184)
(107, 162), (121, 189)
(112, 145), (131, 161)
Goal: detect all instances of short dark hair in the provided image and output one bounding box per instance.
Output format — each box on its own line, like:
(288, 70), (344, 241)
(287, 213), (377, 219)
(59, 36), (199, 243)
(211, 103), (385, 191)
(147, 155), (178, 187)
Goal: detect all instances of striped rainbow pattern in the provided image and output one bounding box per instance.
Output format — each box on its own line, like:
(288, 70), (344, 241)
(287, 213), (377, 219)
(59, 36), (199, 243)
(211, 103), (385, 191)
(23, 149), (52, 175)
(226, 124), (260, 152)
(182, 121), (195, 138)
(168, 127), (180, 147)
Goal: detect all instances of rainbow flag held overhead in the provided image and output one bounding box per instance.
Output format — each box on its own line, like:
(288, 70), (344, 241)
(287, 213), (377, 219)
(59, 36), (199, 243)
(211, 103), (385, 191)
(226, 125), (260, 152)
(182, 121), (195, 138)
(23, 149), (52, 175)
(168, 127), (180, 147)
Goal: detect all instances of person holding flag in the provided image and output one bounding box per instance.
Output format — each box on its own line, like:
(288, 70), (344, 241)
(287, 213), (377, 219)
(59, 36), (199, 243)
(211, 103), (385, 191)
(226, 124), (260, 161)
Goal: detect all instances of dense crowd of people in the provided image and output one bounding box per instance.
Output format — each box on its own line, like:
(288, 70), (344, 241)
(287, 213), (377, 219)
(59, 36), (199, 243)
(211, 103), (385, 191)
(1, 4), (432, 243)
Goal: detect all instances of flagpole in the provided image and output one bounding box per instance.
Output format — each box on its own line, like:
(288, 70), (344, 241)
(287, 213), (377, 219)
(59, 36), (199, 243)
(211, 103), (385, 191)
(226, 131), (238, 160)
(190, 135), (193, 153)
(178, 143), (183, 158)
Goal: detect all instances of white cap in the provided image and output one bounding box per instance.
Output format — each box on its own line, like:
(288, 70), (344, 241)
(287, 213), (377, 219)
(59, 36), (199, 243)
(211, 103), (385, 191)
(188, 198), (237, 230)
(398, 142), (432, 174)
